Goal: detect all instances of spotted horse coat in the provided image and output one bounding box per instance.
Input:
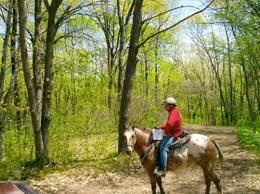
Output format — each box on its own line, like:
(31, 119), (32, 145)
(123, 127), (223, 194)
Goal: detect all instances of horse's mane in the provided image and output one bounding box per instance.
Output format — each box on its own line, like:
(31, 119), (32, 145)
(133, 127), (153, 145)
(13, 182), (38, 194)
(132, 126), (152, 133)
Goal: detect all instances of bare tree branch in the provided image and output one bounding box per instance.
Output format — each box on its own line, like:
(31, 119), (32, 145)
(0, 4), (9, 13)
(124, 0), (135, 26)
(0, 5), (9, 23)
(55, 5), (73, 30)
(138, 0), (215, 48)
(26, 27), (33, 42)
(197, 21), (230, 25)
(55, 1), (103, 31)
(142, 5), (200, 24)
(54, 28), (97, 44)
(43, 0), (50, 10)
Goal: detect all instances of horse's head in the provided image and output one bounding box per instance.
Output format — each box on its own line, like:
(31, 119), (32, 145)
(123, 126), (137, 156)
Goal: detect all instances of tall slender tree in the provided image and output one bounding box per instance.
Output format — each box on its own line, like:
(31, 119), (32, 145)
(0, 1), (12, 160)
(18, 0), (45, 162)
(118, 0), (144, 152)
(42, 0), (64, 162)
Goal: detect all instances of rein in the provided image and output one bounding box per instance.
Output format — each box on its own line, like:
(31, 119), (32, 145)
(140, 141), (154, 164)
(128, 128), (155, 164)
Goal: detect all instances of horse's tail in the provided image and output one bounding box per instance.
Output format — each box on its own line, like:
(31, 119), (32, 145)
(212, 139), (224, 162)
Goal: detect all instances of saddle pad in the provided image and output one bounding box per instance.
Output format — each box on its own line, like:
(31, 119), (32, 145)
(152, 128), (163, 140)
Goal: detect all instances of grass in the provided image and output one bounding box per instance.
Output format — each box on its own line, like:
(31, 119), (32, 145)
(236, 126), (260, 156)
(0, 131), (140, 180)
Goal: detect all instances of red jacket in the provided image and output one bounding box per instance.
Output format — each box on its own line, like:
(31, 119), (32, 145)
(161, 107), (183, 138)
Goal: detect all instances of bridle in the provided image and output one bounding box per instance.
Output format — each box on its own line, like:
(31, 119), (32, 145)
(124, 128), (155, 164)
(126, 137), (135, 150)
(126, 141), (134, 148)
(125, 131), (136, 152)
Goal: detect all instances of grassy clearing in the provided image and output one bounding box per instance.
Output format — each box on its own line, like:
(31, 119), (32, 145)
(0, 131), (140, 180)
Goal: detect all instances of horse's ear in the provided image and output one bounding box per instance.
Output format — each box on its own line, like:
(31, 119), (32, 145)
(132, 125), (138, 129)
(123, 123), (129, 130)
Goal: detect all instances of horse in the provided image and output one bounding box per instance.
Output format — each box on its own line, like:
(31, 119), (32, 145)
(123, 126), (223, 194)
(0, 181), (38, 194)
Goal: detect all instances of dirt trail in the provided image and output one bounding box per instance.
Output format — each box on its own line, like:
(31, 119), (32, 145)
(33, 126), (260, 194)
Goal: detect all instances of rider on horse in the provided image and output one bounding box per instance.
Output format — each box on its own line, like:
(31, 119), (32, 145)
(154, 97), (183, 177)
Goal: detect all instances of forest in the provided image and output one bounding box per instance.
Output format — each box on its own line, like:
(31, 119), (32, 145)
(0, 0), (259, 192)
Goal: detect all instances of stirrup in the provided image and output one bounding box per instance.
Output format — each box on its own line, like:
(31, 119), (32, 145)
(154, 169), (166, 177)
(153, 166), (160, 174)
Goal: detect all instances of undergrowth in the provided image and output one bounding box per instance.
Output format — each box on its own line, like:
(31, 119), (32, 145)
(236, 118), (260, 156)
(0, 131), (140, 180)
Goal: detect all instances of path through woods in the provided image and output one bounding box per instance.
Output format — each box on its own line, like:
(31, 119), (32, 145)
(33, 126), (260, 194)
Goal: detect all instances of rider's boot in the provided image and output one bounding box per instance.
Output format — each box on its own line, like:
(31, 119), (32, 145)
(153, 166), (160, 174)
(154, 167), (166, 177)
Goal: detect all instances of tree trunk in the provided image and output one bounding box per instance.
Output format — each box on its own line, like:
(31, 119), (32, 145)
(18, 0), (44, 162)
(108, 74), (113, 110)
(0, 2), (12, 101)
(33, 0), (43, 137)
(11, 0), (21, 131)
(205, 42), (228, 124)
(10, 0), (22, 155)
(224, 24), (234, 124)
(41, 0), (63, 162)
(0, 1), (13, 160)
(117, 26), (124, 104)
(118, 0), (143, 153)
(144, 55), (149, 97)
(154, 37), (159, 105)
(116, 0), (135, 104)
(42, 13), (56, 162)
(241, 60), (256, 131)
(107, 50), (114, 110)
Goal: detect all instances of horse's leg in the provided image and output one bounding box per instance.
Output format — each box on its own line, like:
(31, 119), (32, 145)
(148, 172), (157, 194)
(156, 176), (165, 194)
(209, 169), (222, 194)
(202, 168), (211, 194)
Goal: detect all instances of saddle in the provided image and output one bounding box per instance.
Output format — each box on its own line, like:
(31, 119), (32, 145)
(140, 130), (191, 164)
(152, 130), (191, 150)
(169, 131), (191, 150)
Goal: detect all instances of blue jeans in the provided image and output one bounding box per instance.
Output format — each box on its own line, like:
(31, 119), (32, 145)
(159, 136), (174, 169)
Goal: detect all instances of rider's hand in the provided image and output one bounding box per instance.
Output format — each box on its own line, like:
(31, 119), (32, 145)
(161, 129), (165, 136)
